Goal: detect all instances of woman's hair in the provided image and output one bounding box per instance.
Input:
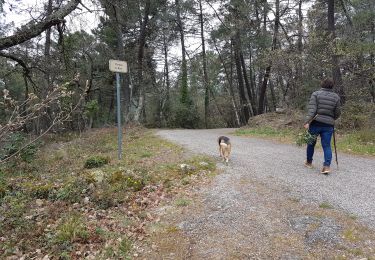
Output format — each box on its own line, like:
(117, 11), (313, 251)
(320, 78), (335, 89)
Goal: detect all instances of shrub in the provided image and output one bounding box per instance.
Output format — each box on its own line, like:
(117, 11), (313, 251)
(56, 179), (89, 203)
(84, 156), (109, 169)
(0, 132), (39, 163)
(173, 103), (200, 129)
(108, 171), (145, 191)
(356, 129), (375, 144)
(125, 176), (145, 191)
(91, 183), (118, 209)
(0, 170), (7, 199)
(339, 102), (374, 130)
(108, 171), (126, 184)
(0, 194), (28, 230)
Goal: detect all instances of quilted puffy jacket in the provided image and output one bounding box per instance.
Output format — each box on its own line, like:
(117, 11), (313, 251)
(305, 88), (341, 126)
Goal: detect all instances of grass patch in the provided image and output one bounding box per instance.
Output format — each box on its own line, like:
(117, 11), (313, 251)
(336, 129), (375, 156)
(55, 213), (89, 245)
(342, 228), (360, 242)
(319, 202), (334, 209)
(165, 225), (180, 233)
(235, 126), (375, 156)
(175, 198), (190, 207)
(0, 127), (216, 258)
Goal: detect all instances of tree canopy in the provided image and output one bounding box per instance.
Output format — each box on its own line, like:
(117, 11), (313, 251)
(0, 0), (374, 133)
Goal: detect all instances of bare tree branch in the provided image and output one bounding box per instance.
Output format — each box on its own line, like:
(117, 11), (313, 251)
(0, 0), (81, 50)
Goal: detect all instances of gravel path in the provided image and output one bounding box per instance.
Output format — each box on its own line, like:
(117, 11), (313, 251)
(147, 128), (375, 258)
(157, 128), (375, 228)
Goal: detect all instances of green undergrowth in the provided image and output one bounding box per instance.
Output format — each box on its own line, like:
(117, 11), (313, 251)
(0, 127), (216, 258)
(235, 126), (375, 156)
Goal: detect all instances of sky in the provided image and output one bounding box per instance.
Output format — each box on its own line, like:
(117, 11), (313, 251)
(2, 0), (103, 34)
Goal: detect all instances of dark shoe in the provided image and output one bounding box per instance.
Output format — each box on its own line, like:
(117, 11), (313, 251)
(304, 161), (313, 169)
(321, 166), (331, 174)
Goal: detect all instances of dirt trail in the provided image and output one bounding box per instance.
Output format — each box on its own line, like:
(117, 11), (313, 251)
(141, 129), (375, 259)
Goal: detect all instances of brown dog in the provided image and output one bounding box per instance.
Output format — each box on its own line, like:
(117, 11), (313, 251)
(218, 136), (231, 163)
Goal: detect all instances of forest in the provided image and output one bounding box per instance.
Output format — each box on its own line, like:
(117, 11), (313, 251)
(1, 0), (374, 140)
(1, 1), (375, 258)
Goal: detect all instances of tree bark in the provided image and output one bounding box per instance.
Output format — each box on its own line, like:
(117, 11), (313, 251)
(328, 0), (346, 104)
(258, 0), (279, 114)
(134, 0), (151, 123)
(162, 32), (171, 123)
(248, 44), (257, 113)
(213, 39), (240, 127)
(233, 34), (250, 124)
(199, 0), (209, 128)
(240, 51), (256, 116)
(175, 0), (189, 106)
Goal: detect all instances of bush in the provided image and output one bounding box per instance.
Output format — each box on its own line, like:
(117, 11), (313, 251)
(91, 187), (117, 209)
(108, 171), (145, 191)
(84, 156), (109, 169)
(56, 178), (89, 203)
(0, 132), (39, 163)
(124, 176), (145, 191)
(173, 103), (200, 129)
(0, 171), (7, 199)
(356, 129), (375, 144)
(339, 102), (374, 130)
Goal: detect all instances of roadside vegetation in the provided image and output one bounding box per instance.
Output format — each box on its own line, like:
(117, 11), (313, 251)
(0, 127), (216, 259)
(235, 105), (375, 156)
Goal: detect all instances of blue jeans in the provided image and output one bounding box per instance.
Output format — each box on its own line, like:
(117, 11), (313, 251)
(306, 125), (334, 166)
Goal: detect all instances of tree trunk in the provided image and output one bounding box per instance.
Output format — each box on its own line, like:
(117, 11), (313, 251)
(134, 0), (151, 123)
(162, 33), (171, 123)
(240, 51), (256, 116)
(175, 0), (189, 107)
(293, 0), (303, 106)
(213, 39), (240, 127)
(233, 34), (250, 124)
(248, 44), (257, 113)
(269, 79), (277, 111)
(370, 20), (375, 103)
(37, 0), (54, 135)
(199, 0), (209, 128)
(258, 0), (279, 114)
(328, 0), (346, 104)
